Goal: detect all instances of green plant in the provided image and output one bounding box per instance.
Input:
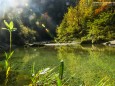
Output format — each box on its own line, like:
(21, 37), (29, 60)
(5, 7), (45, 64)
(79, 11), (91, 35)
(2, 20), (16, 52)
(59, 60), (64, 80)
(5, 51), (14, 74)
(29, 61), (65, 86)
(30, 67), (55, 86)
(56, 0), (93, 42)
(4, 51), (14, 85)
(96, 76), (113, 86)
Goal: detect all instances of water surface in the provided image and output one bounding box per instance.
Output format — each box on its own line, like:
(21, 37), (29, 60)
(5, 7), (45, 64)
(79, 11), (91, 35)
(0, 45), (115, 85)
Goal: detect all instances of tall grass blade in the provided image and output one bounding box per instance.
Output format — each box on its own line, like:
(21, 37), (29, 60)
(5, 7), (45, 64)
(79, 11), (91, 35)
(6, 67), (11, 78)
(8, 51), (14, 60)
(59, 60), (64, 80)
(31, 62), (35, 76)
(57, 77), (62, 86)
(5, 52), (8, 59)
(5, 60), (8, 69)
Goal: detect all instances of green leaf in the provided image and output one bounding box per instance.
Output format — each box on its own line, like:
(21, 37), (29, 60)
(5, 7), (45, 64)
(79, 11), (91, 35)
(1, 28), (7, 30)
(57, 78), (62, 86)
(31, 62), (35, 75)
(59, 60), (64, 80)
(9, 21), (14, 30)
(5, 52), (8, 59)
(4, 20), (10, 28)
(6, 67), (11, 78)
(12, 28), (17, 31)
(5, 60), (8, 69)
(8, 51), (14, 60)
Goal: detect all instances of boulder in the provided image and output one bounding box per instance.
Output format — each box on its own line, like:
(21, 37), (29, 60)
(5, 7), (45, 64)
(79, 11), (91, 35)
(102, 40), (115, 47)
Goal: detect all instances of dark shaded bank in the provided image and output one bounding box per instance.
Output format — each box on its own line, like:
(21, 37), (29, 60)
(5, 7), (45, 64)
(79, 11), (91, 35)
(0, 39), (115, 53)
(0, 42), (17, 53)
(81, 39), (115, 47)
(0, 42), (9, 53)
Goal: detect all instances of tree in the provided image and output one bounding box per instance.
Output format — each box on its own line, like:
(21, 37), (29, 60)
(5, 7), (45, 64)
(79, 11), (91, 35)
(87, 12), (115, 43)
(56, 0), (115, 43)
(56, 0), (93, 42)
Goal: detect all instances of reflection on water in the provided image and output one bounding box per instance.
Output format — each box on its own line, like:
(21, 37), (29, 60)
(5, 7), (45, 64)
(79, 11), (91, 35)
(0, 45), (115, 85)
(57, 45), (115, 85)
(11, 46), (59, 72)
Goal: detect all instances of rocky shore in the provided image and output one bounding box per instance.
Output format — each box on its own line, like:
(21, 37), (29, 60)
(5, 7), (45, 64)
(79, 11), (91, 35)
(102, 40), (115, 47)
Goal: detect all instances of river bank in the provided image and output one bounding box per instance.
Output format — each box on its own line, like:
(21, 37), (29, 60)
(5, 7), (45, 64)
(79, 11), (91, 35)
(0, 40), (115, 53)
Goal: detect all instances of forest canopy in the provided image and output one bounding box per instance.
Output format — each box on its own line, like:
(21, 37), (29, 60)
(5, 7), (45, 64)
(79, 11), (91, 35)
(56, 0), (115, 43)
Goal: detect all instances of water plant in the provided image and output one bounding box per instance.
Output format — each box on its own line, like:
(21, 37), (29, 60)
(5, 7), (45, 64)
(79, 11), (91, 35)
(30, 67), (56, 86)
(59, 60), (64, 80)
(2, 20), (16, 52)
(4, 51), (14, 85)
(29, 61), (64, 86)
(56, 60), (64, 86)
(96, 76), (111, 86)
(1, 20), (16, 85)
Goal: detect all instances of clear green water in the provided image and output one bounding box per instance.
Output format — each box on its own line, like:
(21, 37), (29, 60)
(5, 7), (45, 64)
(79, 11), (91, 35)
(0, 45), (115, 85)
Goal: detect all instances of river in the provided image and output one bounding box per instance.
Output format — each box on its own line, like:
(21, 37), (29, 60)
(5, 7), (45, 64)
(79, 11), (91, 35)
(0, 44), (115, 85)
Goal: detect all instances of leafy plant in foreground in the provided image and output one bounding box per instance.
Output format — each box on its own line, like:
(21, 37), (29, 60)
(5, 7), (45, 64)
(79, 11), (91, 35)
(30, 67), (56, 86)
(5, 51), (14, 78)
(2, 20), (16, 52)
(4, 51), (14, 85)
(29, 61), (65, 86)
(59, 60), (64, 80)
(1, 20), (16, 85)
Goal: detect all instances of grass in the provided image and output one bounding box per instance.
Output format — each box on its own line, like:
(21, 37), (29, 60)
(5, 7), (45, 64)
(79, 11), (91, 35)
(29, 61), (64, 86)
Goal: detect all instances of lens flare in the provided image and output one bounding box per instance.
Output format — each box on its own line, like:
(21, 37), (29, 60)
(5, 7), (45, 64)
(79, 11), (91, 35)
(42, 24), (45, 28)
(0, 0), (29, 17)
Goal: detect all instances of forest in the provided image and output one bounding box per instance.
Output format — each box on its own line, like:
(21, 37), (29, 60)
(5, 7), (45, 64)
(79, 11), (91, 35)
(0, 0), (77, 46)
(0, 0), (115, 47)
(57, 0), (115, 44)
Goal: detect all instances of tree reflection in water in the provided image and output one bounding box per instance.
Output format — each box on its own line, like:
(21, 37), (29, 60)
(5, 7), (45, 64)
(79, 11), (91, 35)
(57, 45), (115, 85)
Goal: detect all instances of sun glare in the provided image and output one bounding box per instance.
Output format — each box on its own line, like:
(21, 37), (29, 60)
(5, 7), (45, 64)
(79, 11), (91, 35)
(0, 0), (29, 17)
